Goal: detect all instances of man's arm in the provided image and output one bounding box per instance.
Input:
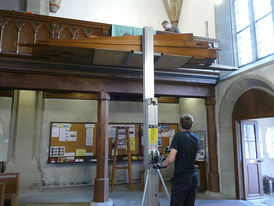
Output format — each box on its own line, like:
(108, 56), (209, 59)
(162, 148), (177, 167)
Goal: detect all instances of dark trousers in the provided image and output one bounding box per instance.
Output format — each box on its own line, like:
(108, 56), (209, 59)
(170, 175), (198, 206)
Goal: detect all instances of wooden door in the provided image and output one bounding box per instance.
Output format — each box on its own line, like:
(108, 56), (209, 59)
(241, 120), (263, 199)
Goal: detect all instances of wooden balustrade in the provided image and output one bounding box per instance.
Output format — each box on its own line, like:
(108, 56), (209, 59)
(0, 10), (112, 55)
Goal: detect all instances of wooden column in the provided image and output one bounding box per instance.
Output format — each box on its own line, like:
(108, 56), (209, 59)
(205, 97), (220, 192)
(94, 91), (110, 202)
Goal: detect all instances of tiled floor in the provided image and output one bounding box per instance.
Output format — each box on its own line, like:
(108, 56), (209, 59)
(19, 183), (274, 206)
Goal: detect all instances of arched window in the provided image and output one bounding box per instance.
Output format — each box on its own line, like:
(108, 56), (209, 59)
(232, 0), (274, 66)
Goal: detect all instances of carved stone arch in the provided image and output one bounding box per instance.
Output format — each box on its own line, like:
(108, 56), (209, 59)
(217, 75), (274, 199)
(73, 28), (88, 39)
(0, 20), (18, 53)
(58, 26), (73, 39)
(18, 22), (35, 54)
(35, 24), (52, 42)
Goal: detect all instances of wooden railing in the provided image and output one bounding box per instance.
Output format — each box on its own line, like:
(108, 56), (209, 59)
(0, 10), (112, 54)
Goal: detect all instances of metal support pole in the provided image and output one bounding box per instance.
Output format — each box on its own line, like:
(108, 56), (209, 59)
(157, 169), (171, 200)
(143, 27), (159, 206)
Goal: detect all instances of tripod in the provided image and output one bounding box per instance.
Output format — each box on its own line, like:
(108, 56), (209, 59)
(141, 149), (171, 206)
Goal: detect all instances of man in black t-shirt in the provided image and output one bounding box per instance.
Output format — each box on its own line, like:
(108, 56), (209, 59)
(161, 114), (200, 206)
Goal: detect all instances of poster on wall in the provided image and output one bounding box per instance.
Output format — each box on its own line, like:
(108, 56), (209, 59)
(50, 146), (65, 157)
(193, 130), (207, 161)
(85, 124), (95, 146)
(108, 124), (135, 150)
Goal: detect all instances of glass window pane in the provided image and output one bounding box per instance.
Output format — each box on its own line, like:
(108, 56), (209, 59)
(245, 142), (250, 159)
(246, 125), (255, 141)
(256, 14), (274, 58)
(243, 125), (248, 141)
(253, 0), (272, 20)
(249, 142), (257, 159)
(234, 0), (250, 32)
(265, 127), (274, 158)
(237, 28), (253, 65)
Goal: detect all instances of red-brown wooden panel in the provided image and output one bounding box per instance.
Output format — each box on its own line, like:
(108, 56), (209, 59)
(58, 26), (72, 39)
(18, 22), (34, 54)
(89, 29), (103, 37)
(1, 20), (18, 53)
(73, 28), (88, 39)
(35, 24), (51, 42)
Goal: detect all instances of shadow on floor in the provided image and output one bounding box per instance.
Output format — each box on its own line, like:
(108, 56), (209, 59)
(19, 183), (274, 206)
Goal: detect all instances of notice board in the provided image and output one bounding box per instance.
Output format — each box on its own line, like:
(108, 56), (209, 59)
(158, 123), (178, 153)
(48, 122), (97, 164)
(140, 123), (179, 154)
(108, 123), (141, 157)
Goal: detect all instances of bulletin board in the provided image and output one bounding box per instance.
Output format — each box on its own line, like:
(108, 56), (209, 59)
(48, 122), (97, 164)
(140, 123), (179, 154)
(108, 123), (141, 158)
(158, 123), (178, 154)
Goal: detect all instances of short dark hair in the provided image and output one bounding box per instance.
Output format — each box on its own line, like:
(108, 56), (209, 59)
(161, 20), (169, 25)
(180, 114), (194, 130)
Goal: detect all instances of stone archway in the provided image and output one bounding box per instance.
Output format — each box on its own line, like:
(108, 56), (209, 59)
(217, 76), (274, 198)
(232, 88), (274, 199)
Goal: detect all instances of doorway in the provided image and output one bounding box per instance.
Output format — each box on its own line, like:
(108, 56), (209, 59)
(240, 120), (263, 199)
(232, 89), (274, 200)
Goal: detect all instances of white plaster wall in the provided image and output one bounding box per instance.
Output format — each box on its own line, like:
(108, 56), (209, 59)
(216, 61), (274, 198)
(109, 101), (143, 123)
(0, 0), (25, 11)
(178, 98), (207, 131)
(179, 0), (216, 38)
(0, 97), (12, 162)
(158, 103), (179, 124)
(41, 98), (98, 187)
(49, 0), (216, 37)
(49, 0), (168, 31)
(109, 101), (179, 123)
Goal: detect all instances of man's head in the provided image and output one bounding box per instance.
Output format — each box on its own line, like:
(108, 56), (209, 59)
(161, 20), (172, 30)
(180, 114), (194, 130)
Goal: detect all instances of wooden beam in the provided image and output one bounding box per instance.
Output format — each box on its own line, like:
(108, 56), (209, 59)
(184, 63), (238, 71)
(0, 90), (14, 97)
(177, 68), (220, 75)
(0, 71), (214, 97)
(43, 92), (97, 100)
(209, 64), (238, 71)
(158, 97), (179, 103)
(35, 35), (207, 48)
(0, 57), (218, 85)
(25, 42), (216, 59)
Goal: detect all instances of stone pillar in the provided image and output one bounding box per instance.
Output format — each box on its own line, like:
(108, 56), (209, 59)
(92, 91), (112, 205)
(6, 90), (43, 190)
(205, 96), (220, 192)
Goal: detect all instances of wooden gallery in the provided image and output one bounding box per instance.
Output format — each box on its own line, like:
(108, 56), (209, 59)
(0, 3), (274, 206)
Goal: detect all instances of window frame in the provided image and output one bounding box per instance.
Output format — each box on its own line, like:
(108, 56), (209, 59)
(231, 0), (274, 67)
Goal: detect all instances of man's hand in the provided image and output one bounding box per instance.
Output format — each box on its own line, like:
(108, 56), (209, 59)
(153, 162), (167, 169)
